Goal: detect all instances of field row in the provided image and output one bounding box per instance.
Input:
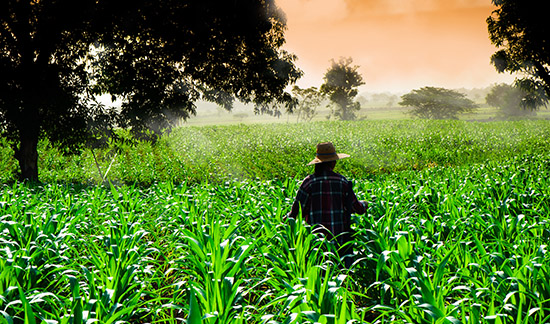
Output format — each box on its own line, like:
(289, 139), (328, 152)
(1, 154), (549, 323)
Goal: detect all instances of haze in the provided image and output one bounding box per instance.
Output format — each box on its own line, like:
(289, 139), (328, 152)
(276, 0), (516, 93)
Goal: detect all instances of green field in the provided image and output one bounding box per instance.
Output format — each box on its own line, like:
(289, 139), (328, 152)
(1, 119), (550, 323)
(3, 119), (550, 185)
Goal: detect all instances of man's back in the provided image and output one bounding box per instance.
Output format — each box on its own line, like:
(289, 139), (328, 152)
(291, 169), (365, 244)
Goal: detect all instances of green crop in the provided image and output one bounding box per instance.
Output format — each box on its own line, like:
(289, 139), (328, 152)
(2, 119), (550, 322)
(1, 152), (549, 323)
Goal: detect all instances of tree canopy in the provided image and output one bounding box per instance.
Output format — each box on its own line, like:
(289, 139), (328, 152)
(487, 0), (550, 102)
(320, 57), (364, 121)
(399, 87), (477, 120)
(0, 0), (302, 181)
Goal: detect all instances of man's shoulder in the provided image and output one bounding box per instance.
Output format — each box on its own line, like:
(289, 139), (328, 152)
(301, 174), (316, 186)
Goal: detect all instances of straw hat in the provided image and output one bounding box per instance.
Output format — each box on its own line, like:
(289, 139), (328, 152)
(307, 142), (350, 165)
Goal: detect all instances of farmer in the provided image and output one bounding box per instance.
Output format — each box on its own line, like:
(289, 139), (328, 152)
(287, 142), (366, 267)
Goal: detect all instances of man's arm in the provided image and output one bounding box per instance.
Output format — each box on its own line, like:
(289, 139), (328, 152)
(347, 180), (367, 215)
(287, 199), (301, 219)
(286, 179), (310, 219)
(352, 198), (367, 215)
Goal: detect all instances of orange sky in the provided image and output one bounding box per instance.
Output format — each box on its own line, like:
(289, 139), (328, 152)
(276, 0), (516, 93)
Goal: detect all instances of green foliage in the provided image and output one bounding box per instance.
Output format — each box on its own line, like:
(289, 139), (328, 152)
(487, 0), (550, 100)
(1, 118), (550, 322)
(0, 137), (17, 183)
(1, 154), (550, 322)
(320, 57), (365, 121)
(355, 154), (550, 323)
(400, 87), (477, 120)
(2, 120), (550, 184)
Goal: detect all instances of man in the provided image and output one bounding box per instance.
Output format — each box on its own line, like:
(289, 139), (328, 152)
(288, 142), (366, 266)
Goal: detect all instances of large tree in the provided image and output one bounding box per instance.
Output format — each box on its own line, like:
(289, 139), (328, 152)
(487, 0), (550, 103)
(320, 57), (364, 121)
(399, 87), (477, 120)
(0, 0), (301, 181)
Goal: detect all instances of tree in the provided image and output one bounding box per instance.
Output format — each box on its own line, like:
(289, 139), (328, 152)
(291, 86), (324, 122)
(0, 0), (302, 181)
(320, 57), (365, 120)
(399, 87), (477, 120)
(486, 83), (537, 118)
(487, 0), (550, 104)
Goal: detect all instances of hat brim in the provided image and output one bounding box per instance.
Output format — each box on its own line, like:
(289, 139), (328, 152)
(307, 153), (350, 166)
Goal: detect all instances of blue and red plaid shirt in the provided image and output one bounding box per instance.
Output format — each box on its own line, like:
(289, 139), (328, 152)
(289, 170), (366, 244)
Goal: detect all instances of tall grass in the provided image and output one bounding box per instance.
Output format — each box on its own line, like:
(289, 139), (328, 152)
(1, 153), (549, 323)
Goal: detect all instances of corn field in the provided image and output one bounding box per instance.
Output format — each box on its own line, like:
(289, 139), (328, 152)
(1, 151), (549, 323)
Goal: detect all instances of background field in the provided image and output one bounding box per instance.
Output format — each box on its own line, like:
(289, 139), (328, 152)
(1, 119), (550, 323)
(183, 89), (550, 126)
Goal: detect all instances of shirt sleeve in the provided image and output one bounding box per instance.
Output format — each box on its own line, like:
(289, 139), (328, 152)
(288, 179), (310, 219)
(347, 180), (366, 215)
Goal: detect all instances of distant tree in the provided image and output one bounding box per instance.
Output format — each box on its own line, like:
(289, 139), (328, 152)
(320, 57), (365, 120)
(399, 87), (477, 120)
(487, 0), (550, 104)
(372, 93), (398, 107)
(356, 95), (368, 107)
(486, 83), (537, 118)
(233, 113), (249, 123)
(385, 95), (398, 108)
(0, 0), (301, 181)
(291, 86), (324, 122)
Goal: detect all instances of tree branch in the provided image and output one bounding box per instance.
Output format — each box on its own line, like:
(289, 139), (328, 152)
(533, 60), (550, 98)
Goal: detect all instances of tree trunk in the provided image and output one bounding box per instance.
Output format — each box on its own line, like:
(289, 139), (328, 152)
(15, 134), (39, 182)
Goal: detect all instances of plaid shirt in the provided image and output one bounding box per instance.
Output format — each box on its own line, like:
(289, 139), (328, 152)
(289, 170), (366, 244)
